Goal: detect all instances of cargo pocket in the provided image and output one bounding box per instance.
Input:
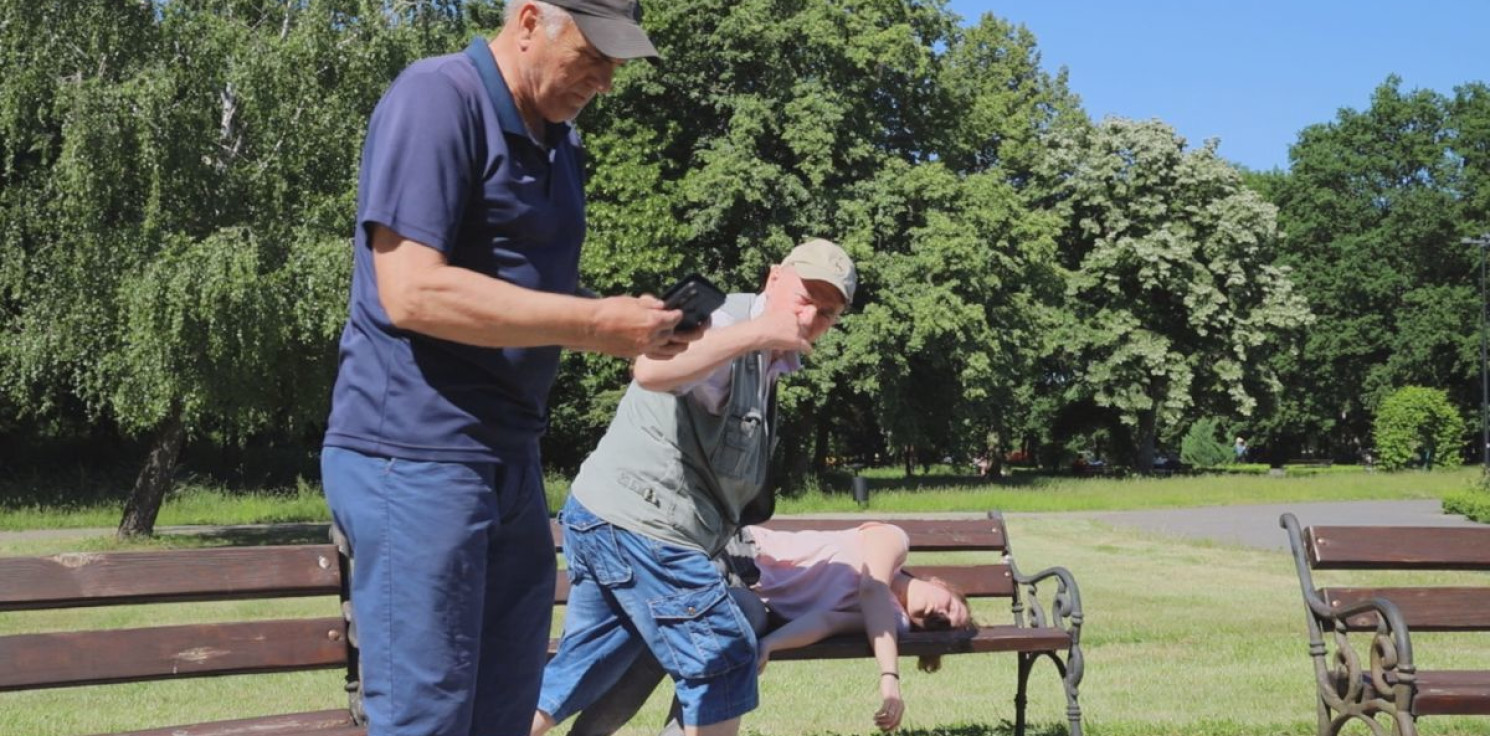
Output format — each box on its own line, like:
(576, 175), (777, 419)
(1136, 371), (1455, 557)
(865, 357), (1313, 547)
(561, 507), (633, 587)
(649, 584), (755, 680)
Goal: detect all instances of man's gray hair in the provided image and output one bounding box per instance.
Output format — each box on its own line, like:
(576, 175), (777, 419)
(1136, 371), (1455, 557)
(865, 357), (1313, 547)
(504, 0), (573, 40)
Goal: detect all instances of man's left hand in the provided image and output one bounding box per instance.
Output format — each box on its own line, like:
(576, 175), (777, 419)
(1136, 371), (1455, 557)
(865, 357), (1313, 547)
(643, 321), (707, 360)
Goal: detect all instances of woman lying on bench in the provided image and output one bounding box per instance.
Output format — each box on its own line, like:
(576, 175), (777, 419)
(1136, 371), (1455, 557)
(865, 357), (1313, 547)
(533, 521), (973, 736)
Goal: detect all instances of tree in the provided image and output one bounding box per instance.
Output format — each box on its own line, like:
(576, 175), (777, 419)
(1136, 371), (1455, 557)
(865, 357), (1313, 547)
(1451, 82), (1490, 236)
(0, 0), (495, 536)
(1179, 417), (1233, 468)
(1267, 78), (1480, 458)
(1036, 118), (1313, 471)
(558, 2), (1082, 478)
(934, 12), (1086, 184)
(831, 160), (1061, 475)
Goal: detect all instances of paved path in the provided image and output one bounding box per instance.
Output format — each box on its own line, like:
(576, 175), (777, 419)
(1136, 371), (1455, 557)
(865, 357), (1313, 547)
(0, 501), (1477, 551)
(1030, 499), (1480, 551)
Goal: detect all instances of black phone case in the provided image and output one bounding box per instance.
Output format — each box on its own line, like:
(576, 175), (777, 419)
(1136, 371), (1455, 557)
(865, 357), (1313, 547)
(662, 274), (726, 330)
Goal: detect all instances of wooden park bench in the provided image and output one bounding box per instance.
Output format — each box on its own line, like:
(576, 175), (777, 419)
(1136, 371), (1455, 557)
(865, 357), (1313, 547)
(1280, 513), (1490, 736)
(0, 531), (363, 736)
(552, 513), (1086, 736)
(0, 513), (1084, 736)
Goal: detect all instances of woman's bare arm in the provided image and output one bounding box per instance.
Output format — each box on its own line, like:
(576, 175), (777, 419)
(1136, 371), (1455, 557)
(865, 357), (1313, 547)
(857, 524), (911, 731)
(756, 609), (862, 672)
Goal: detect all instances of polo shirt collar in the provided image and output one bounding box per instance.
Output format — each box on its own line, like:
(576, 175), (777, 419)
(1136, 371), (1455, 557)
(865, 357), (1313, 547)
(464, 36), (570, 147)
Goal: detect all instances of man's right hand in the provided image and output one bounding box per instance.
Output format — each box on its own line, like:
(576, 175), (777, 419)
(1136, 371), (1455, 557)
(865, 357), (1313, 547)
(750, 304), (812, 355)
(587, 295), (692, 359)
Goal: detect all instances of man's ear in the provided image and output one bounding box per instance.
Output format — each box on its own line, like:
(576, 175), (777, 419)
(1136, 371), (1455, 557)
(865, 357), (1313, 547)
(515, 1), (542, 44)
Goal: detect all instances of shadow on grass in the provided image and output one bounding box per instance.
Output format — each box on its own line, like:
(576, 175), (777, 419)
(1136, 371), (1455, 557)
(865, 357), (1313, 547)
(0, 464), (135, 512)
(809, 470), (1059, 497)
(157, 523), (332, 547)
(892, 723), (1069, 736)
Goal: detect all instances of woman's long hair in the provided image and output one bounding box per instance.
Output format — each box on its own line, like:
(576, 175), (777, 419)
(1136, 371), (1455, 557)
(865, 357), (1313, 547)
(909, 575), (976, 673)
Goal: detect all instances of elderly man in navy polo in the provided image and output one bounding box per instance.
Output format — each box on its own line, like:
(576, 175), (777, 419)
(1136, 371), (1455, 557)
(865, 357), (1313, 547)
(320, 2), (693, 735)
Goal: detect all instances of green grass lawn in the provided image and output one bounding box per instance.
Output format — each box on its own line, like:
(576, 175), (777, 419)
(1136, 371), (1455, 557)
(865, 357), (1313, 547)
(4, 514), (1489, 735)
(782, 465), (1475, 514)
(0, 465), (1479, 531)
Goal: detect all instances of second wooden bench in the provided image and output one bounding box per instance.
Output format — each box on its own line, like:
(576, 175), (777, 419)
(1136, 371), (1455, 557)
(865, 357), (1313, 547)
(1281, 513), (1490, 736)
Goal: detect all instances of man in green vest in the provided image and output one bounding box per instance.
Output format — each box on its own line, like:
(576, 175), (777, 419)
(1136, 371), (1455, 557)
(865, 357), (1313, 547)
(531, 239), (856, 736)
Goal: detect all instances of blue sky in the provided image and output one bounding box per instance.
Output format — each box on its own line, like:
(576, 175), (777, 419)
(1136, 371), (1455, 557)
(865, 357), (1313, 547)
(944, 1), (1490, 171)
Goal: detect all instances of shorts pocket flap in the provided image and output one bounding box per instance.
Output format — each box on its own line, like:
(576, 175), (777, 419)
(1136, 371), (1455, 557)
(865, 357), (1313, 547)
(561, 507), (610, 532)
(648, 585), (727, 622)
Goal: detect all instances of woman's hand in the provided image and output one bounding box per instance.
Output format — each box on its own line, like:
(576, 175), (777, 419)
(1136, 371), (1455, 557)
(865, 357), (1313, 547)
(874, 673), (904, 731)
(757, 640), (774, 675)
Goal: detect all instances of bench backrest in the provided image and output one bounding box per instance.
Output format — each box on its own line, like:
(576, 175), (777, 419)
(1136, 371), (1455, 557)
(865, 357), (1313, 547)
(0, 544), (350, 692)
(1289, 520), (1490, 632)
(549, 516), (1016, 604)
(1, 516), (1017, 692)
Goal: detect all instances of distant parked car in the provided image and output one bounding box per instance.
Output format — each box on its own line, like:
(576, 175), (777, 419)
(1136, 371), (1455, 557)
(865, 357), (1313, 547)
(1071, 451), (1109, 476)
(1151, 453), (1185, 473)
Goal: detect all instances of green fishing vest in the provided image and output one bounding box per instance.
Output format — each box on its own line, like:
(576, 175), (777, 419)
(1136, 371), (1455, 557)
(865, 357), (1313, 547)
(569, 294), (777, 555)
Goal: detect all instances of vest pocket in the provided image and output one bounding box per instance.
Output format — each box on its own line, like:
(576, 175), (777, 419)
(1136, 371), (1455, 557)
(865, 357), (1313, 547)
(711, 408), (763, 480)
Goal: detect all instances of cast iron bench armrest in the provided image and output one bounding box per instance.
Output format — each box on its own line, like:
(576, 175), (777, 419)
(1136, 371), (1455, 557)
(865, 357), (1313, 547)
(1009, 563), (1084, 633)
(1311, 596), (1417, 714)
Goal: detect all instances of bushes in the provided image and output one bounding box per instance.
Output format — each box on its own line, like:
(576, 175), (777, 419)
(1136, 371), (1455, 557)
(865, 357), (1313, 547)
(1444, 472), (1490, 522)
(1444, 487), (1490, 523)
(1180, 417), (1234, 468)
(1372, 386), (1465, 471)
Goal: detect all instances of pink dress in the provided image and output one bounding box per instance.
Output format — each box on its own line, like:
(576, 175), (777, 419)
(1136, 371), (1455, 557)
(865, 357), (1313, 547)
(747, 522), (911, 634)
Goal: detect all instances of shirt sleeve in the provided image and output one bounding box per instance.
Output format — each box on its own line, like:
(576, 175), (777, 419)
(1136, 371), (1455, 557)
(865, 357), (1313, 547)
(675, 304), (741, 414)
(356, 67), (478, 254)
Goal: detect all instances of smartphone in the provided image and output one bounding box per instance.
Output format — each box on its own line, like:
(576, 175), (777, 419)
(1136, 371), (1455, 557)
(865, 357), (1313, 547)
(661, 273), (726, 331)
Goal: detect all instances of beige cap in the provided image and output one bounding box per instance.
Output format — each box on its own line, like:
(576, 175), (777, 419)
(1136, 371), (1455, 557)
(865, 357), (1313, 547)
(780, 238), (857, 307)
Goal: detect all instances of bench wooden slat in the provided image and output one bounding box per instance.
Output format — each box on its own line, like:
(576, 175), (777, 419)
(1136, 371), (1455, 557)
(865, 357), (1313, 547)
(550, 519), (1009, 553)
(0, 545), (342, 611)
(1397, 671), (1490, 716)
(107, 709), (361, 736)
(1321, 587), (1490, 632)
(551, 563), (1015, 604)
(770, 625), (1071, 659)
(1306, 527), (1490, 570)
(900, 564), (1014, 597)
(545, 625), (1069, 661)
(759, 519), (1008, 551)
(0, 617), (349, 691)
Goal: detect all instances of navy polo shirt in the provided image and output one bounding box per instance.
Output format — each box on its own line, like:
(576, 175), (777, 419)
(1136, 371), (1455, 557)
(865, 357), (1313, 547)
(324, 38), (586, 461)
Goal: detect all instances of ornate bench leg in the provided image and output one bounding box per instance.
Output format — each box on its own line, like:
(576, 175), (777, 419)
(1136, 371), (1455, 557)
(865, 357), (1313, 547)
(1013, 652), (1033, 735)
(1059, 648), (1083, 736)
(1014, 650), (1083, 736)
(1395, 712), (1418, 736)
(331, 521), (365, 726)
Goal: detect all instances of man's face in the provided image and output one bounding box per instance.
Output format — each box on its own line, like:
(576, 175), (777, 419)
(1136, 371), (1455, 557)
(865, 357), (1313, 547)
(765, 266), (847, 344)
(527, 18), (626, 123)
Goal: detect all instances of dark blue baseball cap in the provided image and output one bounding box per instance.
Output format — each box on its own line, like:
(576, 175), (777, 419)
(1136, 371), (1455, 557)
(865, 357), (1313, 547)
(545, 0), (659, 61)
